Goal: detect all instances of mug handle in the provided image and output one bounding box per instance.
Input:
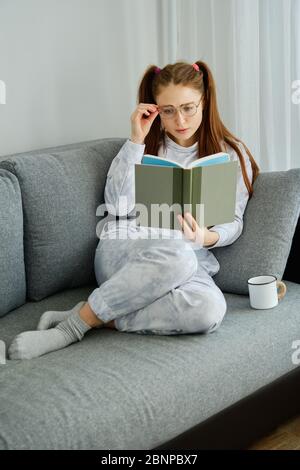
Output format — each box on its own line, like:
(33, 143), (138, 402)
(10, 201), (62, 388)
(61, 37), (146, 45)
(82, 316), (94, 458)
(277, 280), (287, 300)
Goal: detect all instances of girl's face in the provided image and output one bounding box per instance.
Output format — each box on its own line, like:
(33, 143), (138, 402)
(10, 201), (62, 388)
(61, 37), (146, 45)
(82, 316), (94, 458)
(156, 84), (204, 147)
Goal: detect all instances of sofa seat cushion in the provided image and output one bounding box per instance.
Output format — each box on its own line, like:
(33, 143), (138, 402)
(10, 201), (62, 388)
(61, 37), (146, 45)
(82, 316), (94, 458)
(0, 138), (126, 301)
(0, 170), (26, 317)
(211, 169), (300, 295)
(0, 283), (299, 449)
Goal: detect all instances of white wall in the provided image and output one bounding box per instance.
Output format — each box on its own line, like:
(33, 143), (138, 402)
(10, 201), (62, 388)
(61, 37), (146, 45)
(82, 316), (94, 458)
(0, 0), (299, 171)
(0, 0), (162, 156)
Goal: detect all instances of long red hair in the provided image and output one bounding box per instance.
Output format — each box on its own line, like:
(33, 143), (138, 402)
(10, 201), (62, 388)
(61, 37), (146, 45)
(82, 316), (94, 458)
(137, 60), (260, 198)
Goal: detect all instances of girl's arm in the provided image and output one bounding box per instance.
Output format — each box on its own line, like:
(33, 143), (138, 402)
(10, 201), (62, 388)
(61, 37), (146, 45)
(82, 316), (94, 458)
(104, 139), (145, 216)
(206, 141), (253, 249)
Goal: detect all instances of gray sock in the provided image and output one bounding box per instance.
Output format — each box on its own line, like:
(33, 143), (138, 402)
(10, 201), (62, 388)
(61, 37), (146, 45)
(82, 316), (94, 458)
(8, 311), (91, 360)
(37, 301), (86, 330)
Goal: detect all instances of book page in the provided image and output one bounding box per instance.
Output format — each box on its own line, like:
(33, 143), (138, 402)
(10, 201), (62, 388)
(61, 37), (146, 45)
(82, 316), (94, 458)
(188, 152), (230, 168)
(142, 155), (184, 168)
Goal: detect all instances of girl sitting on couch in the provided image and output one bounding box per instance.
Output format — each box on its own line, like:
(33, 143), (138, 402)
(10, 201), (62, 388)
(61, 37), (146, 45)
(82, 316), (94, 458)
(8, 60), (259, 360)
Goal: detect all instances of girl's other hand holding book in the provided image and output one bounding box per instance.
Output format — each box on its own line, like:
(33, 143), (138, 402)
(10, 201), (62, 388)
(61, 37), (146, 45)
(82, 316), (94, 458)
(177, 212), (220, 248)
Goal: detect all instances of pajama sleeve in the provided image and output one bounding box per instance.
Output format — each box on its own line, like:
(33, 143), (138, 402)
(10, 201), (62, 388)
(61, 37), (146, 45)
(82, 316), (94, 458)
(104, 139), (145, 216)
(206, 141), (253, 249)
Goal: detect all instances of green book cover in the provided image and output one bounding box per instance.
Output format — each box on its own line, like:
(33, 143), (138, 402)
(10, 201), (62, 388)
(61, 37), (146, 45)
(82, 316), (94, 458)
(134, 160), (238, 230)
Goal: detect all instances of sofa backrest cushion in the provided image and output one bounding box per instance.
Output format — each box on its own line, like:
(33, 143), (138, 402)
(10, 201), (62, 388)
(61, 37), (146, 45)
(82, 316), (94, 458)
(0, 138), (126, 301)
(0, 170), (26, 316)
(210, 169), (300, 295)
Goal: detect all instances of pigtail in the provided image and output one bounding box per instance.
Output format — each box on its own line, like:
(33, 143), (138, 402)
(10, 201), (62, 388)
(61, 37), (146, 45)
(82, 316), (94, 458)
(136, 65), (164, 156)
(195, 60), (260, 198)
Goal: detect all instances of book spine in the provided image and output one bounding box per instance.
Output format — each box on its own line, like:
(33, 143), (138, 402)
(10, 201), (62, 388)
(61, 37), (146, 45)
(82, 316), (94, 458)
(182, 169), (193, 216)
(191, 167), (204, 227)
(171, 169), (183, 229)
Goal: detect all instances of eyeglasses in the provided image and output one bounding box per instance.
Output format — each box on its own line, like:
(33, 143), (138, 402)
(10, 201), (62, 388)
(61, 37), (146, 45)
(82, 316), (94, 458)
(157, 98), (202, 119)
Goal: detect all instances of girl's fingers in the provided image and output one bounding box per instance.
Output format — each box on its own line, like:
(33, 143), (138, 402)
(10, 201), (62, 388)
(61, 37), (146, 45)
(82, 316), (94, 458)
(177, 214), (194, 240)
(178, 213), (205, 246)
(142, 109), (156, 115)
(138, 104), (158, 112)
(184, 212), (205, 245)
(184, 212), (197, 231)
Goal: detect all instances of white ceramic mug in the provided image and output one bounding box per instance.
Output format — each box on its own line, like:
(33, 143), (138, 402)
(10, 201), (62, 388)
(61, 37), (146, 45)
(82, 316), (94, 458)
(247, 275), (287, 309)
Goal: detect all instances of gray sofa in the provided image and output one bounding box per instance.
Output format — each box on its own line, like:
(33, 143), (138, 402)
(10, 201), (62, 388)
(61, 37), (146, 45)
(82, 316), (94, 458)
(0, 137), (300, 450)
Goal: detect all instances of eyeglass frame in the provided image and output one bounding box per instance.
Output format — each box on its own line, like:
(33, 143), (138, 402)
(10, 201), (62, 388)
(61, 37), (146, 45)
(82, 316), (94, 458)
(156, 97), (203, 119)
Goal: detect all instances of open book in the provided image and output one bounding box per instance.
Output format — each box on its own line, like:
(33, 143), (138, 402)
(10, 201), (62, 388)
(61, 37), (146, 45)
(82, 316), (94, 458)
(134, 152), (238, 230)
(141, 152), (230, 169)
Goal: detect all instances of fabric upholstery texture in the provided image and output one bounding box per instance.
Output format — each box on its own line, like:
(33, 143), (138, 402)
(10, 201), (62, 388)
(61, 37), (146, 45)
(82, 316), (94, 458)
(0, 138), (300, 449)
(0, 281), (299, 449)
(0, 139), (126, 300)
(211, 169), (300, 294)
(0, 169), (26, 317)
